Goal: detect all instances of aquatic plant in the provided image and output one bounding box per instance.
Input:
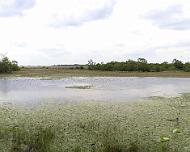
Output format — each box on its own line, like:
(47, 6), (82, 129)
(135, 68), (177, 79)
(0, 94), (190, 151)
(65, 85), (92, 89)
(10, 125), (54, 152)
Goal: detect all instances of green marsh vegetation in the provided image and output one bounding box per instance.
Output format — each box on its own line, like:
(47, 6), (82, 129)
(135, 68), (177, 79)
(0, 94), (190, 152)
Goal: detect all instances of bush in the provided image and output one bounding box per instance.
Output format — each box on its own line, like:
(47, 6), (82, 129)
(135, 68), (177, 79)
(89, 58), (190, 72)
(0, 56), (19, 73)
(184, 62), (190, 72)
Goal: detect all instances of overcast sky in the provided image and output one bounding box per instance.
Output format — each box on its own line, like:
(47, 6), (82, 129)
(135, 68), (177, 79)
(0, 0), (190, 65)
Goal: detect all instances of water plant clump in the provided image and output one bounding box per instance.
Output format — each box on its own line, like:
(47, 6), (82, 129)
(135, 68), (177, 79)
(65, 85), (93, 89)
(0, 94), (190, 152)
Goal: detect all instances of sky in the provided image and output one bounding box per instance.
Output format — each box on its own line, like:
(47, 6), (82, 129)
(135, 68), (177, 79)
(0, 0), (190, 65)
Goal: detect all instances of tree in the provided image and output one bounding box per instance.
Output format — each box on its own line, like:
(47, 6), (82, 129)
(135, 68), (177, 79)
(160, 62), (169, 71)
(86, 58), (189, 72)
(137, 58), (147, 63)
(0, 56), (19, 73)
(137, 58), (149, 72)
(87, 59), (96, 70)
(11, 60), (20, 71)
(172, 59), (184, 70)
(149, 63), (161, 72)
(126, 60), (138, 71)
(184, 62), (190, 72)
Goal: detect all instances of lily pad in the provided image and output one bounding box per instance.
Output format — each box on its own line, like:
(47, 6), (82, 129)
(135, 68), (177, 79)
(160, 136), (170, 142)
(172, 129), (181, 134)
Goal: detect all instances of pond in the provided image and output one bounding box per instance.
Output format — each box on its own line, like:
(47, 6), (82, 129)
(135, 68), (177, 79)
(0, 77), (190, 105)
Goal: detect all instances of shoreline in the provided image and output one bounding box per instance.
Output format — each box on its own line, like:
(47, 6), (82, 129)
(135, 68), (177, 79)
(1, 68), (190, 78)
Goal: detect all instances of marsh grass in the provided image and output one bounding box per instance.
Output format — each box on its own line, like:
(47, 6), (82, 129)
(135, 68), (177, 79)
(10, 126), (54, 152)
(3, 67), (190, 78)
(0, 94), (190, 151)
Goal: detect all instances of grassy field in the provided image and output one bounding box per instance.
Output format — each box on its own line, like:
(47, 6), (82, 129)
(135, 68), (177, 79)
(0, 94), (190, 152)
(1, 67), (190, 78)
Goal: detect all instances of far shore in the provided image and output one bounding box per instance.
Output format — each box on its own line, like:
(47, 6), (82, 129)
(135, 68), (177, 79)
(1, 67), (190, 78)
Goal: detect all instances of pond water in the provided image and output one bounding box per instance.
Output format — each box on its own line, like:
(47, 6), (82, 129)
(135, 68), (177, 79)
(0, 77), (190, 105)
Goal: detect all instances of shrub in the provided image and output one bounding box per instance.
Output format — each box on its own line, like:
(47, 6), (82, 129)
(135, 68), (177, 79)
(0, 56), (19, 73)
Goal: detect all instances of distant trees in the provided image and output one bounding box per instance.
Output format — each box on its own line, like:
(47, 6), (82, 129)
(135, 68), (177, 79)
(137, 58), (149, 72)
(0, 55), (19, 73)
(88, 58), (190, 72)
(184, 62), (190, 72)
(87, 59), (96, 70)
(172, 59), (184, 70)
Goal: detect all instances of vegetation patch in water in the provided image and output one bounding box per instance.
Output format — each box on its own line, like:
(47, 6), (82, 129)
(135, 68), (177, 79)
(65, 85), (93, 89)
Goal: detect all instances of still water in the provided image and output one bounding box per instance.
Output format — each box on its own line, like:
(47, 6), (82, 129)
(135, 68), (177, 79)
(0, 77), (190, 105)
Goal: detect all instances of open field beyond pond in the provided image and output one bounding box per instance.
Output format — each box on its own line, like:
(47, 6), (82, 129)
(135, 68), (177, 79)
(1, 67), (190, 78)
(0, 94), (190, 152)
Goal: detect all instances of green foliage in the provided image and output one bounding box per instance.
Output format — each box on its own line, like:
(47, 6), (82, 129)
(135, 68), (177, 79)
(172, 59), (184, 70)
(89, 58), (190, 72)
(137, 58), (149, 72)
(184, 62), (190, 72)
(126, 60), (138, 71)
(0, 56), (19, 73)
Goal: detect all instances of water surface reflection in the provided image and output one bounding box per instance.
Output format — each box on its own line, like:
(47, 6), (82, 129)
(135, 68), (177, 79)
(0, 77), (190, 105)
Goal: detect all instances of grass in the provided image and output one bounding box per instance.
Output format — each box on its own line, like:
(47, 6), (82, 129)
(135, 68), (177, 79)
(1, 67), (190, 78)
(0, 94), (190, 151)
(10, 126), (54, 152)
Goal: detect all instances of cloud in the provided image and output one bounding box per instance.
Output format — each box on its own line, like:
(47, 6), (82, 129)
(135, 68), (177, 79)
(0, 0), (35, 17)
(125, 41), (190, 63)
(145, 5), (190, 30)
(50, 0), (116, 28)
(15, 42), (27, 48)
(40, 47), (72, 58)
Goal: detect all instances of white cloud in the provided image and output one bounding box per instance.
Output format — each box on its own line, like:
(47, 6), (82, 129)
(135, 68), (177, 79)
(0, 0), (190, 65)
(145, 4), (190, 30)
(0, 0), (35, 17)
(50, 0), (116, 27)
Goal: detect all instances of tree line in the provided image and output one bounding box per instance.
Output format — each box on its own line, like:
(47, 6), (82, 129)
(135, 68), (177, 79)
(0, 56), (19, 73)
(88, 58), (190, 72)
